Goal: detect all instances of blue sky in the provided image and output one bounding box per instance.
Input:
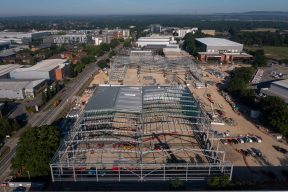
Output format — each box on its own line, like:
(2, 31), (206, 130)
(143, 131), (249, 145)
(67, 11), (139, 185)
(0, 0), (287, 16)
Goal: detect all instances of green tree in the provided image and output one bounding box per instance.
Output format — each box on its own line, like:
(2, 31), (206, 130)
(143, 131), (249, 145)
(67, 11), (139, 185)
(260, 96), (288, 137)
(11, 125), (60, 177)
(97, 60), (107, 69)
(252, 49), (267, 68)
(208, 176), (231, 189)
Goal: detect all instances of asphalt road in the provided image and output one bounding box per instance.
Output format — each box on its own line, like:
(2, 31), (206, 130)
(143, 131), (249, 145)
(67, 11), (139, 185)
(0, 45), (123, 180)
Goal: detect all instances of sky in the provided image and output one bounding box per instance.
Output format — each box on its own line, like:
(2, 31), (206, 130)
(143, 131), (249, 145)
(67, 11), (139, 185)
(0, 0), (287, 16)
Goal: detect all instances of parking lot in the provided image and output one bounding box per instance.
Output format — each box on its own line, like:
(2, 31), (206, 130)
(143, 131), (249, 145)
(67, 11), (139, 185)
(188, 64), (288, 168)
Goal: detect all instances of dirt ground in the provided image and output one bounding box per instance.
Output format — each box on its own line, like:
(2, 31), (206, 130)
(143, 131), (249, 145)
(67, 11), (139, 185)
(124, 68), (168, 85)
(189, 64), (288, 167)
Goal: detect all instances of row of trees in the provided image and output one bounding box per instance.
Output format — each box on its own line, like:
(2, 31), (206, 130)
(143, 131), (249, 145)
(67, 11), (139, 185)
(11, 125), (60, 177)
(233, 32), (288, 46)
(41, 81), (63, 105)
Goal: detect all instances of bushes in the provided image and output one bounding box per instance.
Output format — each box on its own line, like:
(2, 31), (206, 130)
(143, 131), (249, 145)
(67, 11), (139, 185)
(97, 60), (108, 69)
(208, 176), (231, 189)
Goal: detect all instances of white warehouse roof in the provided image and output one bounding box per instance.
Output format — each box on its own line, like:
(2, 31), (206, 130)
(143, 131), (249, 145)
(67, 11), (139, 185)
(12, 59), (67, 73)
(196, 38), (243, 47)
(0, 64), (23, 77)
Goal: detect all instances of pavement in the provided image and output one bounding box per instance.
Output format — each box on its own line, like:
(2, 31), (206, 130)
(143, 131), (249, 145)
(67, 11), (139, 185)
(0, 45), (123, 181)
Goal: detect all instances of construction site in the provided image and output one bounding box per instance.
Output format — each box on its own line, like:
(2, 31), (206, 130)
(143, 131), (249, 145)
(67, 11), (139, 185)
(50, 84), (233, 182)
(109, 51), (204, 87)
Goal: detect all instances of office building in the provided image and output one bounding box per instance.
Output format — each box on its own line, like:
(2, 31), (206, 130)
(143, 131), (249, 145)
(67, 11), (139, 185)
(136, 35), (176, 48)
(176, 28), (198, 38)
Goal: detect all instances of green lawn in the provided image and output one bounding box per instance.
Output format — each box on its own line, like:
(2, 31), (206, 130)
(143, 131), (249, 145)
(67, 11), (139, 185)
(245, 46), (288, 60)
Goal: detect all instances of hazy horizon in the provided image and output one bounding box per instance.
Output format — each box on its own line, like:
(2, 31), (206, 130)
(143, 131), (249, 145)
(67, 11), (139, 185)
(0, 0), (287, 17)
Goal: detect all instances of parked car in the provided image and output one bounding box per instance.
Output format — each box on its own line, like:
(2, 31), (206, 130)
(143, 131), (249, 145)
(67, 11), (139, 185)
(273, 146), (288, 154)
(240, 149), (249, 156)
(231, 139), (239, 144)
(237, 138), (244, 143)
(247, 149), (256, 157)
(251, 148), (262, 157)
(221, 139), (228, 145)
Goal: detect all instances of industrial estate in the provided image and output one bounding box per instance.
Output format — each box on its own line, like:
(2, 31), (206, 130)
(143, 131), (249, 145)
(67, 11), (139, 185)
(0, 15), (288, 191)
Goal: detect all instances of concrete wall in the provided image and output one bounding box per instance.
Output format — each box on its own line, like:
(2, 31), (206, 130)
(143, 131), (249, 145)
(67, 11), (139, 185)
(10, 70), (52, 80)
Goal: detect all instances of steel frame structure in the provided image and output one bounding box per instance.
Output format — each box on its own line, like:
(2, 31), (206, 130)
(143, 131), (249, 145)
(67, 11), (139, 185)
(50, 85), (233, 182)
(109, 53), (203, 84)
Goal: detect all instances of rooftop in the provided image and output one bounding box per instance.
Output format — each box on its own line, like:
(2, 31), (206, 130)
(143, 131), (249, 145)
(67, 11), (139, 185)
(12, 59), (67, 72)
(272, 79), (288, 89)
(196, 38), (243, 47)
(0, 79), (46, 90)
(0, 64), (23, 77)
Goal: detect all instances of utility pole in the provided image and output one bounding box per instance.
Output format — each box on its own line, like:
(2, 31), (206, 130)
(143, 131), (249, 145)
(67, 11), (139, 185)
(27, 171), (30, 181)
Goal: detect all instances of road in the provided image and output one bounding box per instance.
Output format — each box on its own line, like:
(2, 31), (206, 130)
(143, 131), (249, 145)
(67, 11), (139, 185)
(0, 45), (123, 180)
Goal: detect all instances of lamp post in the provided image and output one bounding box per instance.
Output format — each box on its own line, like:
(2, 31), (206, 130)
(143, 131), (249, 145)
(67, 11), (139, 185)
(27, 171), (30, 180)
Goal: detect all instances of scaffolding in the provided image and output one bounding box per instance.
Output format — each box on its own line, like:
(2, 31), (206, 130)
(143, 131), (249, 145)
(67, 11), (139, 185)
(109, 52), (204, 85)
(50, 85), (233, 182)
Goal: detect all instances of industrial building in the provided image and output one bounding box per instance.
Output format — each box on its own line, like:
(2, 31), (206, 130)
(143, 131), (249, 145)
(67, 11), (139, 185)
(50, 85), (232, 182)
(10, 59), (69, 81)
(0, 31), (50, 44)
(196, 38), (252, 64)
(176, 28), (198, 38)
(0, 79), (46, 99)
(136, 35), (177, 48)
(261, 79), (288, 103)
(0, 64), (23, 79)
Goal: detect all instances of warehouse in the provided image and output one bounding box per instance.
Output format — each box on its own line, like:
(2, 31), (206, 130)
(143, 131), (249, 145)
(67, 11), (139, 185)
(0, 79), (46, 99)
(261, 79), (288, 103)
(136, 35), (176, 48)
(10, 59), (69, 81)
(50, 85), (232, 182)
(0, 64), (23, 79)
(196, 38), (252, 64)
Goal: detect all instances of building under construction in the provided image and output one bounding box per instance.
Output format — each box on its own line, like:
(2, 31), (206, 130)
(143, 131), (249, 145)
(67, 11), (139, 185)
(50, 85), (233, 182)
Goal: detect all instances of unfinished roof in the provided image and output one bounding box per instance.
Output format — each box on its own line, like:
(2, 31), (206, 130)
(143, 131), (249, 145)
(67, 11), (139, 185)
(12, 59), (67, 72)
(196, 38), (243, 47)
(0, 64), (23, 77)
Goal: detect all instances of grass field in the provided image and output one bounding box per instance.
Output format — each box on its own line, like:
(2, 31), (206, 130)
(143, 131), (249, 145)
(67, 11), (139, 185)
(245, 46), (288, 60)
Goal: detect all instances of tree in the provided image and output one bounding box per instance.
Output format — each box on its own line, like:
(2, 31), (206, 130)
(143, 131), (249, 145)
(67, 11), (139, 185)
(123, 40), (132, 48)
(170, 178), (184, 190)
(97, 60), (107, 69)
(260, 96), (288, 137)
(67, 65), (76, 78)
(208, 176), (231, 189)
(11, 125), (60, 177)
(0, 117), (20, 141)
(252, 49), (267, 68)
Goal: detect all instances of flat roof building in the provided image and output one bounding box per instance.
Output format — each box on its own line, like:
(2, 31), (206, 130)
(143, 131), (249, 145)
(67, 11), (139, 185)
(10, 59), (68, 81)
(261, 79), (288, 103)
(136, 35), (176, 48)
(0, 79), (46, 100)
(196, 38), (252, 64)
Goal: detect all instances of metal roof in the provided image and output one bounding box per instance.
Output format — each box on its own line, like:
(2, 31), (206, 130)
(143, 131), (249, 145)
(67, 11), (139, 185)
(272, 79), (288, 89)
(196, 38), (243, 47)
(11, 59), (67, 72)
(0, 79), (45, 90)
(0, 64), (23, 77)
